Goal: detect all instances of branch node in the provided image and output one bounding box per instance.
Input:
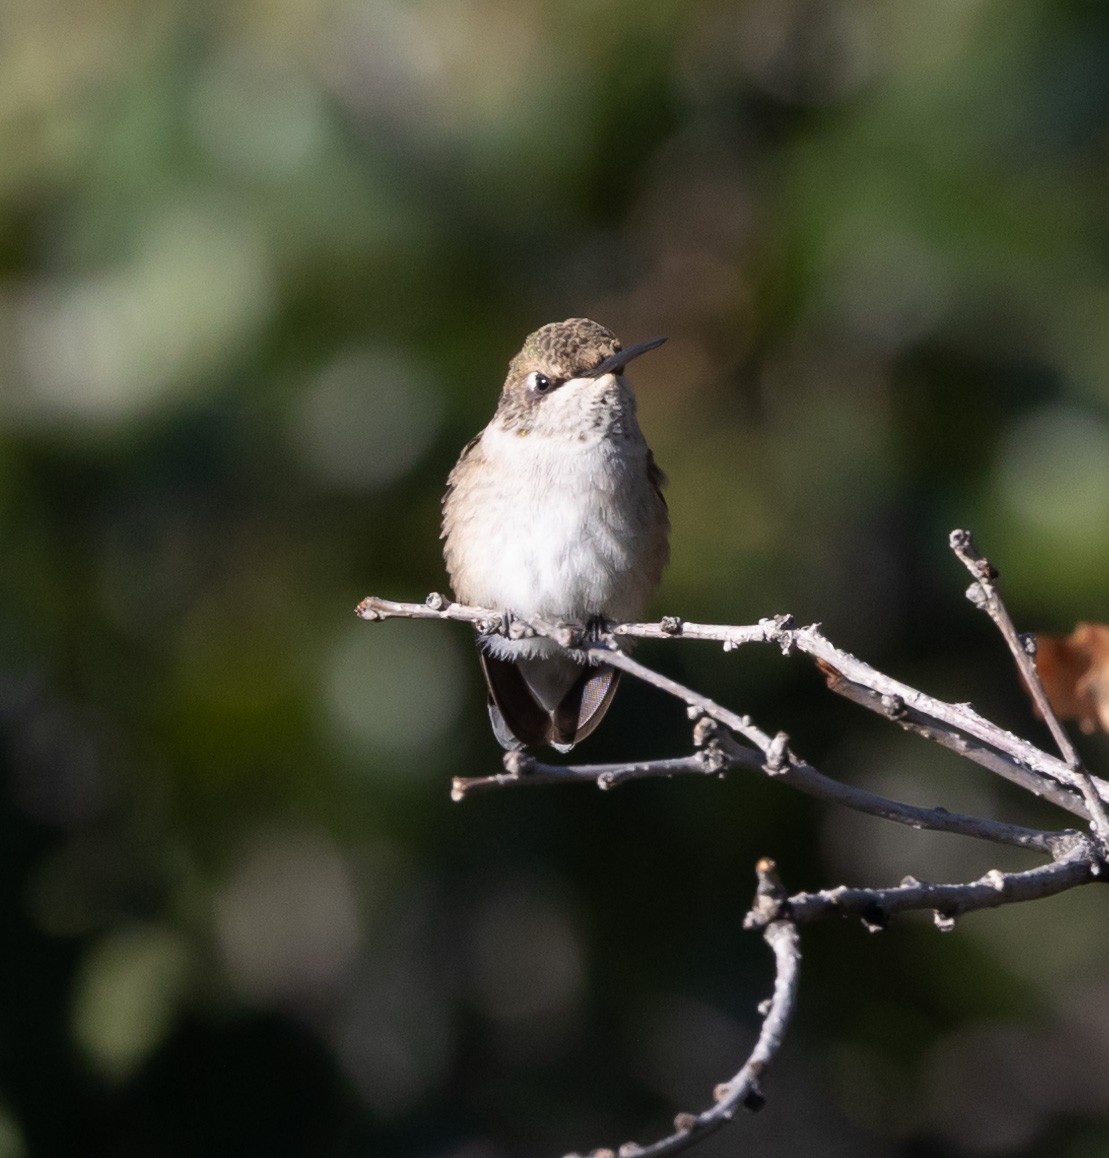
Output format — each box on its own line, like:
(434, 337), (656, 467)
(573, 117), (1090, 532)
(880, 693), (906, 719)
(425, 591), (447, 611)
(746, 857), (791, 928)
(1019, 632), (1037, 657)
(504, 617), (533, 640)
(692, 715), (718, 748)
(554, 623), (579, 647)
(754, 857), (786, 900)
(764, 732), (790, 773)
(673, 1113), (697, 1134)
(761, 614), (798, 653)
(742, 1086), (767, 1113)
(597, 771), (617, 791)
(503, 750), (534, 776)
(861, 905), (888, 933)
(933, 910), (958, 932)
(983, 869), (1007, 891)
(659, 615), (684, 636)
(900, 875), (920, 887)
(618, 1145), (645, 1157)
(697, 742), (728, 774)
(948, 528), (972, 552)
(965, 582), (988, 609)
(950, 529), (998, 580)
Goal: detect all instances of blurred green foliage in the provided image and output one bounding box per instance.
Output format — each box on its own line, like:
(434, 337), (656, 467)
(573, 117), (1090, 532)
(2, 1), (1109, 1155)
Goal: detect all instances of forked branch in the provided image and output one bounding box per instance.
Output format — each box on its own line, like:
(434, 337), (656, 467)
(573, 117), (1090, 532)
(355, 530), (1108, 1156)
(948, 528), (1109, 843)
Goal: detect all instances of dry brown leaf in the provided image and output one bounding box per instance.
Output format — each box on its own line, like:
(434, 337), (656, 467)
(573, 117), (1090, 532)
(1033, 622), (1109, 735)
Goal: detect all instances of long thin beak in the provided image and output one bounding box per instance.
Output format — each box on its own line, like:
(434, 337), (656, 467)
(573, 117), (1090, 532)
(591, 335), (667, 377)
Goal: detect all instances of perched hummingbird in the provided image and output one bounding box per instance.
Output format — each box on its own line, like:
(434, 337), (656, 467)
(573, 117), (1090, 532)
(442, 318), (670, 751)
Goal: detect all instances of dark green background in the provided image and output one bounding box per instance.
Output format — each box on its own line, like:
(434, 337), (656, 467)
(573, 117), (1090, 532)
(2, 1), (1109, 1155)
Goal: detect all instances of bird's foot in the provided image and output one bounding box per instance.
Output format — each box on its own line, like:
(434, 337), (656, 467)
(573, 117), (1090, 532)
(485, 609), (541, 641)
(477, 609), (513, 639)
(584, 615), (612, 643)
(560, 616), (616, 655)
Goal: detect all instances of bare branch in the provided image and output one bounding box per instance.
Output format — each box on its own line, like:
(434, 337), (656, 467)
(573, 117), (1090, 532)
(744, 831), (1103, 932)
(452, 720), (1064, 852)
(358, 592), (503, 630)
(948, 528), (1109, 845)
(701, 723), (1067, 855)
(595, 650), (1081, 855)
(354, 526), (1109, 1158)
(356, 592), (1109, 812)
(612, 617), (1109, 810)
(564, 860), (801, 1158)
(819, 667), (1090, 818)
(451, 748), (724, 800)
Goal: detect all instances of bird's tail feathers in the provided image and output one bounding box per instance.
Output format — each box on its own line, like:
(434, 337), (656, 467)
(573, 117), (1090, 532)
(480, 652), (620, 751)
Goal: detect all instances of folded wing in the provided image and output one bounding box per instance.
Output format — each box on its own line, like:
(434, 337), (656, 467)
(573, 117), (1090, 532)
(479, 652), (621, 752)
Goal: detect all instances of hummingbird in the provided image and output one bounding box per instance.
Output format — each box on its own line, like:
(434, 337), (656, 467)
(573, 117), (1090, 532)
(442, 318), (670, 752)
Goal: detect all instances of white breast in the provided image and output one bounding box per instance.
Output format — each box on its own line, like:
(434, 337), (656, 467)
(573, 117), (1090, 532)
(444, 422), (658, 657)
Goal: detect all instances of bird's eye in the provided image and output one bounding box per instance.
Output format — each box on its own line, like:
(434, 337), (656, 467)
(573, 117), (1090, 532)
(530, 372), (552, 394)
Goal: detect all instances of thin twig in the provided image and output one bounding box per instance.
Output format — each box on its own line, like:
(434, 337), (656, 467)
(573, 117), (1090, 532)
(702, 724), (1066, 854)
(948, 528), (1109, 845)
(358, 592), (502, 630)
(451, 749), (726, 799)
(744, 831), (1102, 932)
(598, 649), (1083, 856)
(820, 669), (1090, 819)
(948, 530), (1080, 764)
(452, 721), (1064, 852)
(565, 860), (801, 1158)
(598, 644), (783, 755)
(615, 618), (1109, 807)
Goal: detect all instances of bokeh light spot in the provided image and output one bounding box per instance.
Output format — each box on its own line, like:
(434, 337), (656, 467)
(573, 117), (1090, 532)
(71, 924), (192, 1082)
(467, 881), (584, 1024)
(996, 404), (1109, 536)
(8, 203), (273, 430)
(322, 620), (466, 764)
(216, 829), (362, 1004)
(189, 46), (327, 178)
(293, 348), (444, 491)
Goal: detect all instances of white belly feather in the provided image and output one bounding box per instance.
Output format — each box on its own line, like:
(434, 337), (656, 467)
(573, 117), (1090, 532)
(444, 423), (660, 658)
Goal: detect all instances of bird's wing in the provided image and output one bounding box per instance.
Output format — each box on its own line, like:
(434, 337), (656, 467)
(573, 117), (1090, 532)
(440, 432), (483, 529)
(647, 448), (668, 511)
